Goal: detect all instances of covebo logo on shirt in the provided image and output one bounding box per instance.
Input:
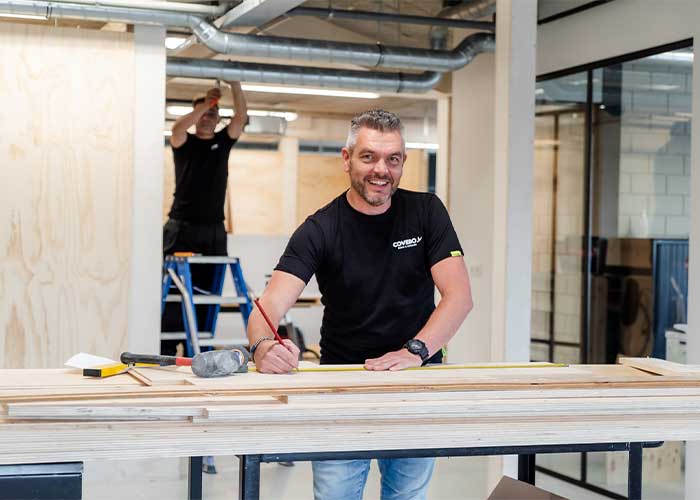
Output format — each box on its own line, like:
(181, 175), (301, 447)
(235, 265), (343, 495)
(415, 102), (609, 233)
(392, 236), (422, 250)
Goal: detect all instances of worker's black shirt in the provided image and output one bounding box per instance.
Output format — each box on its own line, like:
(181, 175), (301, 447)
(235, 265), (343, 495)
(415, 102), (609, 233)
(275, 189), (464, 364)
(169, 129), (236, 223)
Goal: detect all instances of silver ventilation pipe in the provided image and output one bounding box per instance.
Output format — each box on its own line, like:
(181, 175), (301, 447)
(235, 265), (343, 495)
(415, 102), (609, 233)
(0, 0), (494, 73)
(0, 0), (198, 26)
(167, 59), (442, 94)
(166, 33), (495, 94)
(189, 18), (489, 72)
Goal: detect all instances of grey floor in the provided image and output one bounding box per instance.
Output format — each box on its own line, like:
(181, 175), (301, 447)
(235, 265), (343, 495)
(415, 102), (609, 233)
(82, 453), (684, 499)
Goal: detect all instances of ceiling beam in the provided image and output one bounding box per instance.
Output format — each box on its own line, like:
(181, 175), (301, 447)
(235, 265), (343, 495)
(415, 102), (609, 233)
(216, 0), (306, 30)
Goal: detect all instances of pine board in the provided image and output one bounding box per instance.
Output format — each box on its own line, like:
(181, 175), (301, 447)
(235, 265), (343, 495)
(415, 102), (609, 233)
(1, 359), (700, 464)
(2, 415), (700, 465)
(0, 23), (135, 369)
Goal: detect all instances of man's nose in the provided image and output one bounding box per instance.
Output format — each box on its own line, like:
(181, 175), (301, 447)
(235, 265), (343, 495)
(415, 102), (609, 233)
(372, 159), (389, 176)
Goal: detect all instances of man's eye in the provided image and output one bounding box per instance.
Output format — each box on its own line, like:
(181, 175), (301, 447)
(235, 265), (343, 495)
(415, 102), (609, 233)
(361, 155), (373, 161)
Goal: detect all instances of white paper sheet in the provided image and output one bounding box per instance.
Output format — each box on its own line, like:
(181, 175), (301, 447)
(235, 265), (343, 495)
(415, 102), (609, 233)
(64, 352), (117, 369)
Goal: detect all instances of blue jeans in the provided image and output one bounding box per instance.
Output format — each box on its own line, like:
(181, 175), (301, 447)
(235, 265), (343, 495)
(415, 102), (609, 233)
(312, 458), (435, 500)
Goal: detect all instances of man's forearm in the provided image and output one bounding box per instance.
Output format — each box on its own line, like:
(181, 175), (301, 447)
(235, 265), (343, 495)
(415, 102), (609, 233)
(247, 308), (280, 346)
(231, 82), (248, 119)
(414, 291), (473, 358)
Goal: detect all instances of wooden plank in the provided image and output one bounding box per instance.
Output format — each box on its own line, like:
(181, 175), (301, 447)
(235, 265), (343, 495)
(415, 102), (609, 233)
(0, 23), (135, 369)
(619, 357), (700, 376)
(2, 415), (700, 464)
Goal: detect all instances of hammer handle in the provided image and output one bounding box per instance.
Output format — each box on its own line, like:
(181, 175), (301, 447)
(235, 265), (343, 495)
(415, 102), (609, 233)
(120, 352), (192, 367)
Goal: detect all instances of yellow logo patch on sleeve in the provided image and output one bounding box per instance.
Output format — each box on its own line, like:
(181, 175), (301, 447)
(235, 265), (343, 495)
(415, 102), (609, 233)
(450, 250), (463, 257)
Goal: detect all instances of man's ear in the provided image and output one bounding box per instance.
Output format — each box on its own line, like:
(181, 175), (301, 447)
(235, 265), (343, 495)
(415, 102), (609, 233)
(341, 148), (351, 173)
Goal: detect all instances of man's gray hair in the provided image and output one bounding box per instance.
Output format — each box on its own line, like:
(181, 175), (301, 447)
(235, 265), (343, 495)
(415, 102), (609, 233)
(345, 109), (405, 152)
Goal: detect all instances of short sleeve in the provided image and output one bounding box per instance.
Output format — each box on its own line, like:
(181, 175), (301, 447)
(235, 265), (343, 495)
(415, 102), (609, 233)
(274, 218), (325, 284)
(425, 195), (463, 268)
(216, 128), (237, 149)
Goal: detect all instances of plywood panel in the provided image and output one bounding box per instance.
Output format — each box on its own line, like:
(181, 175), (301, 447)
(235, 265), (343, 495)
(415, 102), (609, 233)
(0, 23), (135, 368)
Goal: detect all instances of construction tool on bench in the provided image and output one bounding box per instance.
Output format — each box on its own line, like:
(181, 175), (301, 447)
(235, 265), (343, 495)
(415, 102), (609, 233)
(121, 348), (250, 378)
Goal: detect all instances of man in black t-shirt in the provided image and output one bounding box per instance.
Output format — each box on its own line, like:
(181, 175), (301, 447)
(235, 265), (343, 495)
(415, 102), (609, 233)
(161, 83), (248, 355)
(246, 109), (473, 500)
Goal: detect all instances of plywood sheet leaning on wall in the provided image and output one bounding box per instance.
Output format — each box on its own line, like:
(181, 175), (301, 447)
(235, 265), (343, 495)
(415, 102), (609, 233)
(0, 23), (135, 368)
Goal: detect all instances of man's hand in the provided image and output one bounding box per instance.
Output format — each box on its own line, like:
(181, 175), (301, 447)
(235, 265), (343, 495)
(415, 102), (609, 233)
(254, 339), (300, 374)
(364, 348), (422, 371)
(226, 81), (242, 90)
(204, 87), (222, 108)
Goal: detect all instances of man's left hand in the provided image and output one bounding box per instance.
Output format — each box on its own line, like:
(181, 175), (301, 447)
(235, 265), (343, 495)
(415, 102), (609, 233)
(364, 348), (422, 371)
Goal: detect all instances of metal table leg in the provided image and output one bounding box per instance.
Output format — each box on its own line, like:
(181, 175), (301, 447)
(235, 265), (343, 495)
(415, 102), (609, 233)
(188, 457), (203, 500)
(518, 454), (536, 485)
(238, 455), (261, 500)
(628, 443), (643, 500)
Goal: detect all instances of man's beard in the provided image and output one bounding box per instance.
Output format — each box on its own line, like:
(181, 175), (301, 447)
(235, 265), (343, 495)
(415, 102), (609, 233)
(349, 162), (398, 207)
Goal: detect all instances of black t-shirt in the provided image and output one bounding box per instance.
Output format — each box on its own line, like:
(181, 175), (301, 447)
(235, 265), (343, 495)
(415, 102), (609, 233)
(275, 188), (464, 364)
(169, 129), (236, 223)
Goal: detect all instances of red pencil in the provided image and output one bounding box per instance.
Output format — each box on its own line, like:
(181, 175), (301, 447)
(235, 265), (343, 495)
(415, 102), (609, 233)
(254, 298), (285, 344)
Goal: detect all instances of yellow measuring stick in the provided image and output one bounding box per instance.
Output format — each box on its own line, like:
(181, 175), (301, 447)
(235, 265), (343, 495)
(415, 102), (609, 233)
(249, 362), (568, 373)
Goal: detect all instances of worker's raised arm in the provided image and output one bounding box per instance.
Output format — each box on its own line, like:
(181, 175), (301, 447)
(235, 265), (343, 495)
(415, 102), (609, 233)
(247, 270), (305, 373)
(226, 81), (248, 140)
(170, 87), (221, 148)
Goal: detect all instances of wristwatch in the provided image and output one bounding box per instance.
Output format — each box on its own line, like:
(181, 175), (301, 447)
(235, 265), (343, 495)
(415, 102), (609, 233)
(403, 338), (429, 363)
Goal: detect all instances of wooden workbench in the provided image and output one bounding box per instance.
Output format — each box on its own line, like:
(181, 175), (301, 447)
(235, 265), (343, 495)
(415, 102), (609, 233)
(1, 358), (700, 465)
(1, 358), (700, 499)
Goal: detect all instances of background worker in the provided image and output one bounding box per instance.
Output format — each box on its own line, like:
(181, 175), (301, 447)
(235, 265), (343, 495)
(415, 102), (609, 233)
(246, 109), (473, 499)
(162, 82), (248, 356)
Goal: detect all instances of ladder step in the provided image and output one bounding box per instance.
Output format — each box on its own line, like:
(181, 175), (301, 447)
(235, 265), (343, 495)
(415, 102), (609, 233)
(161, 332), (214, 341)
(165, 295), (248, 305)
(198, 338), (249, 347)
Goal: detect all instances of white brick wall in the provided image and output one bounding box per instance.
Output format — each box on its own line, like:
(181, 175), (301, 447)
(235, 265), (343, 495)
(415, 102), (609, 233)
(617, 63), (692, 238)
(667, 175), (690, 195)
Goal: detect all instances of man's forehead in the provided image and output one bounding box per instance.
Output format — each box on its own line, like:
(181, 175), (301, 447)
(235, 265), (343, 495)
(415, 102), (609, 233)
(355, 128), (403, 150)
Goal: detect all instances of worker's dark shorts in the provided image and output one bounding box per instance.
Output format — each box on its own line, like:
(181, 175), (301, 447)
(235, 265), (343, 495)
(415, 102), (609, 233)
(162, 219), (227, 257)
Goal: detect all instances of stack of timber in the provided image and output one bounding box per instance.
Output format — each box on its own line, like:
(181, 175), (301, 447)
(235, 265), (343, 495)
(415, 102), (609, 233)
(2, 358), (700, 464)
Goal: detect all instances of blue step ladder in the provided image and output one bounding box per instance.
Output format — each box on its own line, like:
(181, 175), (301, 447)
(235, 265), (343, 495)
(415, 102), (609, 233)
(161, 255), (253, 357)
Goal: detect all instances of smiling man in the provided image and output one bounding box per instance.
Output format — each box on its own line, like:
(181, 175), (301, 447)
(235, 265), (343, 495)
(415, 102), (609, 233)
(246, 109), (473, 500)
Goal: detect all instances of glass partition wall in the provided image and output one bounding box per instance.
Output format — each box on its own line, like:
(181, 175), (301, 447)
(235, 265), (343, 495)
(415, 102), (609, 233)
(532, 42), (692, 499)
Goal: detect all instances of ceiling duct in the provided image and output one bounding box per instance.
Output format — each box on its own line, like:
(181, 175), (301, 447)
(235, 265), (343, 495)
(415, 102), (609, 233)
(166, 33), (494, 94)
(168, 59), (442, 94)
(189, 18), (490, 72)
(1, 0), (494, 73)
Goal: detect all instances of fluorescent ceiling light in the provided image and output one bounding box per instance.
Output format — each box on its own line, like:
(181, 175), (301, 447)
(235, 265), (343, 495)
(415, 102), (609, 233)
(406, 142), (438, 150)
(241, 84), (380, 99)
(247, 110), (298, 121)
(165, 36), (187, 50)
(166, 105), (298, 122)
(0, 12), (47, 20)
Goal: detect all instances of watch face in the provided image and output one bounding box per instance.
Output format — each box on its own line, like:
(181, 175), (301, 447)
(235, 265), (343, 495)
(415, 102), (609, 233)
(407, 339), (421, 353)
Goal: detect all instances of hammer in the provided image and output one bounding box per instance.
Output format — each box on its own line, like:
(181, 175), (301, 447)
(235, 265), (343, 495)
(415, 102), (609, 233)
(121, 348), (249, 378)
